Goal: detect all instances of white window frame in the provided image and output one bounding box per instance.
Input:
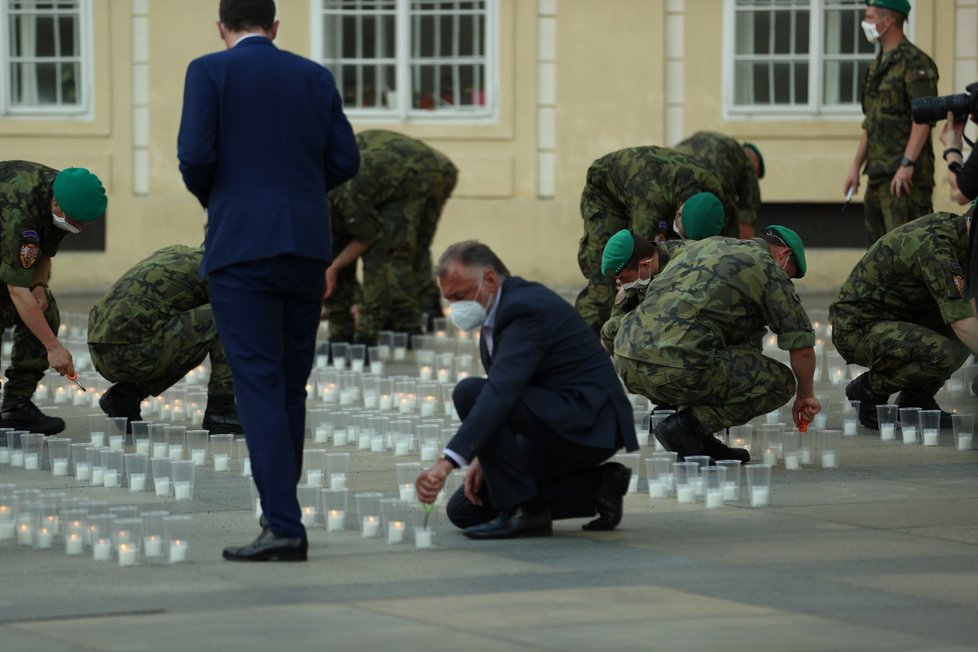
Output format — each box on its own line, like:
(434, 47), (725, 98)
(723, 0), (907, 121)
(311, 0), (499, 124)
(0, 0), (94, 118)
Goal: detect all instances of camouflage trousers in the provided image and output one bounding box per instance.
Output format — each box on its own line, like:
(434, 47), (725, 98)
(89, 305), (233, 399)
(614, 346), (795, 433)
(325, 169), (456, 344)
(0, 289), (60, 401)
(863, 181), (933, 244)
(832, 319), (968, 397)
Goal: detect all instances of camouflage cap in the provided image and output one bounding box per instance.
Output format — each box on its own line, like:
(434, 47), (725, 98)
(601, 229), (636, 277)
(743, 142), (765, 179)
(865, 0), (910, 16)
(764, 225), (807, 279)
(681, 192), (724, 240)
(53, 167), (107, 222)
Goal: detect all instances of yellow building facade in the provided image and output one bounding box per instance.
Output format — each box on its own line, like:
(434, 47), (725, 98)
(0, 0), (975, 293)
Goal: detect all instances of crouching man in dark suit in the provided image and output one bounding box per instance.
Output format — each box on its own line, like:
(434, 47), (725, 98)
(416, 241), (638, 539)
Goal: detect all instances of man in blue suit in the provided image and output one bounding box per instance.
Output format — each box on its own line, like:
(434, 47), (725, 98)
(416, 241), (638, 538)
(177, 0), (359, 561)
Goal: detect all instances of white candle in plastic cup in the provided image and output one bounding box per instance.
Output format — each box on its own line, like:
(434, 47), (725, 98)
(415, 528), (433, 549)
(306, 470), (323, 487)
(379, 395), (393, 410)
(103, 470), (120, 488)
(705, 492), (723, 509)
(314, 427), (329, 443)
(843, 419), (857, 436)
(902, 427), (916, 444)
(53, 459), (69, 476)
(723, 482), (738, 501)
(330, 473), (346, 489)
(93, 540), (112, 561)
(751, 486), (770, 507)
(762, 450), (777, 466)
(420, 401), (436, 417)
(35, 527), (53, 548)
(153, 443), (168, 459)
(136, 440), (150, 455)
(676, 486), (694, 504)
(880, 424), (896, 441)
(358, 435), (371, 450)
(801, 448), (813, 465)
(65, 533), (83, 555)
(214, 454), (230, 472)
(399, 485), (416, 502)
(336, 431), (350, 447)
(958, 434), (973, 451)
(10, 450), (23, 467)
(91, 468), (105, 485)
(0, 448), (8, 464)
(155, 478), (171, 497)
(370, 437), (385, 453)
(648, 481), (666, 499)
(174, 481), (192, 500)
(75, 462), (91, 481)
(109, 436), (124, 451)
(351, 359), (364, 373)
(24, 453), (39, 470)
(118, 543), (137, 567)
(144, 535), (162, 557)
(393, 347), (406, 361)
(169, 445), (183, 460)
(437, 369), (450, 384)
(0, 521), (14, 540)
(90, 432), (105, 447)
(420, 443), (437, 462)
(371, 361), (385, 376)
(923, 429), (939, 446)
(394, 442), (410, 456)
(130, 473), (146, 492)
(784, 453), (800, 470)
(327, 509), (345, 532)
(363, 393), (378, 409)
(301, 507), (317, 527)
(191, 450), (206, 466)
(362, 515), (380, 538)
(168, 540), (188, 563)
(17, 523), (33, 545)
(242, 459), (252, 477)
(387, 520), (406, 544)
(821, 451), (837, 468)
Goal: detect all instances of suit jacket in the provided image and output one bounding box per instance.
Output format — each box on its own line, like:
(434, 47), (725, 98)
(448, 276), (638, 461)
(177, 36), (360, 276)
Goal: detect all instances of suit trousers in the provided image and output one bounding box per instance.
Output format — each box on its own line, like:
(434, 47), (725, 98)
(208, 255), (326, 539)
(446, 377), (615, 528)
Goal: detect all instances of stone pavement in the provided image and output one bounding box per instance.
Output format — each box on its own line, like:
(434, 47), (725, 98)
(1, 295), (977, 652)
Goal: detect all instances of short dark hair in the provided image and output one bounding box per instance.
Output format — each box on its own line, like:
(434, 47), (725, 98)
(624, 233), (655, 271)
(879, 8), (906, 28)
(219, 0), (276, 32)
(437, 241), (510, 279)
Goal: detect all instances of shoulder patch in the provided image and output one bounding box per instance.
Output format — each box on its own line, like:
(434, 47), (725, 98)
(19, 241), (39, 269)
(953, 273), (965, 297)
(22, 230), (39, 242)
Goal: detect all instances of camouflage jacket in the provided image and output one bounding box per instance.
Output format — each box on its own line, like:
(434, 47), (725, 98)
(328, 130), (457, 247)
(0, 161), (69, 288)
(615, 237), (814, 367)
(674, 131), (760, 235)
(581, 146), (724, 241)
(830, 212), (972, 329)
(88, 245), (208, 345)
(861, 38), (938, 186)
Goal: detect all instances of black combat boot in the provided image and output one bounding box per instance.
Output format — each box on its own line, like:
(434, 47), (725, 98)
(99, 382), (145, 423)
(845, 373), (889, 430)
(895, 389), (954, 429)
(0, 398), (64, 435)
(203, 395), (243, 434)
(652, 410), (708, 460)
(702, 435), (750, 463)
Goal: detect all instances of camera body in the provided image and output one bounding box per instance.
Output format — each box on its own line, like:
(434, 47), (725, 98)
(912, 82), (978, 124)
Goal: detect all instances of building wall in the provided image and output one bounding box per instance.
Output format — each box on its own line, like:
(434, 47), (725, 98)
(0, 0), (975, 295)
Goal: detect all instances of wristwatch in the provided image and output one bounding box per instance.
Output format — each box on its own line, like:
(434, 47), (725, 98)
(900, 157), (915, 168)
(439, 454), (459, 469)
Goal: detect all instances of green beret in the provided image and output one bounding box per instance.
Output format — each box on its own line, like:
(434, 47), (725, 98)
(53, 167), (107, 222)
(681, 192), (724, 240)
(765, 225), (807, 279)
(601, 229), (635, 277)
(743, 142), (765, 179)
(865, 0), (910, 16)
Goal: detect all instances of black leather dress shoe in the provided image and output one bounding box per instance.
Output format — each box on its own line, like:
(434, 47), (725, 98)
(222, 530), (308, 561)
(462, 507), (553, 540)
(582, 462), (630, 531)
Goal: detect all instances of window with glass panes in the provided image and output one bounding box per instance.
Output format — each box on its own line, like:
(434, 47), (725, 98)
(316, 0), (494, 120)
(0, 0), (90, 115)
(730, 0), (875, 115)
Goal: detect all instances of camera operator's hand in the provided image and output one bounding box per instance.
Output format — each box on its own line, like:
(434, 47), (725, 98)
(939, 111), (966, 150)
(890, 166), (914, 199)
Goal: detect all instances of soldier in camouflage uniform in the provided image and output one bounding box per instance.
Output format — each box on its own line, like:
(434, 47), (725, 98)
(575, 146), (725, 337)
(614, 226), (820, 461)
(674, 131), (764, 239)
(0, 160), (107, 434)
(89, 244), (241, 433)
(843, 0), (938, 244)
(830, 209), (977, 429)
(324, 130), (458, 346)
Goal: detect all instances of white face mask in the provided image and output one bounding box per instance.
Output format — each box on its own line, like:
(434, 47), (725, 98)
(673, 218), (686, 240)
(52, 213), (81, 234)
(621, 262), (652, 291)
(449, 275), (492, 331)
(861, 20), (881, 44)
